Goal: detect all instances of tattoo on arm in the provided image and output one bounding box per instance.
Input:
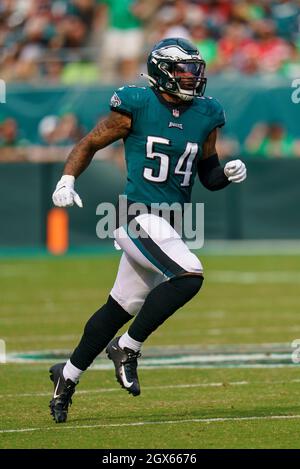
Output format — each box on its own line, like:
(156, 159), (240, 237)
(202, 128), (217, 160)
(63, 111), (131, 178)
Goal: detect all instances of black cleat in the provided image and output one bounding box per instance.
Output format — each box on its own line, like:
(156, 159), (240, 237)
(106, 336), (141, 396)
(49, 362), (76, 423)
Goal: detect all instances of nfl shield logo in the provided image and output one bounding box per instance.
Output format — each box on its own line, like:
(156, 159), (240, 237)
(172, 109), (180, 118)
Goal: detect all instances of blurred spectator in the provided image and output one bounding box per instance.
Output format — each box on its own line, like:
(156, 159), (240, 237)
(252, 19), (292, 73)
(55, 112), (84, 144)
(244, 122), (300, 158)
(0, 117), (28, 147)
(98, 0), (145, 83)
(196, 0), (233, 34)
(41, 54), (64, 83)
(271, 0), (300, 40)
(0, 0), (97, 82)
(217, 21), (257, 74)
(280, 41), (300, 77)
(190, 24), (218, 72)
(58, 15), (88, 48)
(148, 1), (190, 44)
(38, 115), (59, 145)
(1, 0), (300, 82)
(232, 0), (267, 23)
(66, 0), (96, 26)
(38, 113), (83, 146)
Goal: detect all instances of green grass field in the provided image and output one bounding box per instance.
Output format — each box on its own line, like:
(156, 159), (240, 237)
(1, 252), (300, 449)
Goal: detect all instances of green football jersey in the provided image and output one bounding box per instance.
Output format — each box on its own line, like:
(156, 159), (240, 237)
(110, 85), (225, 206)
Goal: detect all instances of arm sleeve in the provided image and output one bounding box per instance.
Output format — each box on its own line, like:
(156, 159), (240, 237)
(197, 153), (231, 191)
(109, 86), (142, 121)
(214, 101), (226, 129)
(110, 91), (133, 117)
(207, 98), (226, 134)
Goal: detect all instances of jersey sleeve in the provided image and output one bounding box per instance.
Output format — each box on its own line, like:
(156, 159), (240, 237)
(109, 86), (142, 119)
(209, 98), (226, 129)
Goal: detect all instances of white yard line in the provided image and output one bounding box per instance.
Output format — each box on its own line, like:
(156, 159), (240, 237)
(1, 414), (300, 434)
(4, 335), (79, 343)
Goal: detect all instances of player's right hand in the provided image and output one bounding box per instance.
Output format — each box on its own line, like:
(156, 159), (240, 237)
(52, 175), (83, 208)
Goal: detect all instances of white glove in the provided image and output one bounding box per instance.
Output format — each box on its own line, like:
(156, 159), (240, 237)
(52, 175), (83, 208)
(224, 159), (247, 183)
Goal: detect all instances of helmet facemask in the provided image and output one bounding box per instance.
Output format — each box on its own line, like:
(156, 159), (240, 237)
(157, 59), (207, 101)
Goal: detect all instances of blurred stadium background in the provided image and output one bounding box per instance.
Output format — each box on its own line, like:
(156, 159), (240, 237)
(1, 0), (300, 251)
(1, 0), (300, 449)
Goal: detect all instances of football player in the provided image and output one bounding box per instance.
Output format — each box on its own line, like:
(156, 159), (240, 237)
(50, 38), (247, 423)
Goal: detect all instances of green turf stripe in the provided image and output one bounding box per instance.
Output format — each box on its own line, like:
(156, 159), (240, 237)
(6, 350), (295, 368)
(1, 240), (300, 259)
(0, 245), (118, 259)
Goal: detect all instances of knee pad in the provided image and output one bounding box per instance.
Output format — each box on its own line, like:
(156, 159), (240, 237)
(169, 274), (203, 304)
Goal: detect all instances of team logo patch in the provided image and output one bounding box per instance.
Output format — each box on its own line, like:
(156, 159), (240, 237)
(172, 109), (180, 118)
(169, 122), (183, 130)
(110, 92), (121, 107)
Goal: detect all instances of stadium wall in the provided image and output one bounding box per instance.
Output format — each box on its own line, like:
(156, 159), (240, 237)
(1, 76), (299, 143)
(0, 159), (299, 249)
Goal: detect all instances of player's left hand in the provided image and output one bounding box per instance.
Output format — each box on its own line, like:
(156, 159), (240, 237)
(224, 159), (247, 183)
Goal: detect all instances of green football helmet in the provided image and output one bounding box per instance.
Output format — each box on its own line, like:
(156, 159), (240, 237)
(145, 37), (207, 101)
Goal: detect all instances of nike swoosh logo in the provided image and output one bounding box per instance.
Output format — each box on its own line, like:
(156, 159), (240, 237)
(53, 377), (61, 398)
(112, 346), (118, 351)
(121, 365), (133, 388)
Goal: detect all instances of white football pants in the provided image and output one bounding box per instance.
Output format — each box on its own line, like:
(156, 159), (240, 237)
(110, 212), (203, 316)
